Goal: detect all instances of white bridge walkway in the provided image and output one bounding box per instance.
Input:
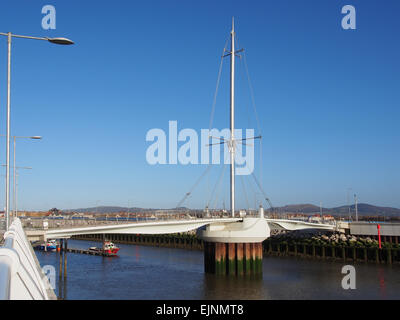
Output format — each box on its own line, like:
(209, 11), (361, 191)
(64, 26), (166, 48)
(43, 217), (243, 239)
(0, 219), (56, 300)
(33, 217), (337, 240)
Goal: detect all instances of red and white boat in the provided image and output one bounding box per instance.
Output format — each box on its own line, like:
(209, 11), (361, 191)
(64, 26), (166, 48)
(89, 241), (120, 256)
(102, 241), (119, 256)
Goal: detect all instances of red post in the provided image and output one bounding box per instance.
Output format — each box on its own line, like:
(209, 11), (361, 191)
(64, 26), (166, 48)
(377, 224), (382, 249)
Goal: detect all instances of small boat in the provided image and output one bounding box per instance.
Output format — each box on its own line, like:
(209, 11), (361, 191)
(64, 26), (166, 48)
(37, 239), (58, 252)
(88, 241), (120, 256)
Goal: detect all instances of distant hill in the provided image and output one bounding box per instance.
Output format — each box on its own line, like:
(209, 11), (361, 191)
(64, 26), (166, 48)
(267, 203), (400, 217)
(275, 204), (321, 213)
(61, 203), (400, 217)
(330, 203), (400, 217)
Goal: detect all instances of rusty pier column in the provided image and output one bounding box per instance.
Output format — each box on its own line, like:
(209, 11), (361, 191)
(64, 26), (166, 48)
(236, 243), (244, 276)
(228, 243), (236, 275)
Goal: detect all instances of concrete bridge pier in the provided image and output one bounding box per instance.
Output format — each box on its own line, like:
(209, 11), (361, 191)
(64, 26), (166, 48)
(198, 207), (269, 276)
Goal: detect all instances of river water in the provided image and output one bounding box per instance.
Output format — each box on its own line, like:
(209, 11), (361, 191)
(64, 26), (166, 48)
(35, 240), (400, 300)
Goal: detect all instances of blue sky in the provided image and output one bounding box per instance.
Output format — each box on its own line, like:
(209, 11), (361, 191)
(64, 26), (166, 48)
(0, 0), (398, 211)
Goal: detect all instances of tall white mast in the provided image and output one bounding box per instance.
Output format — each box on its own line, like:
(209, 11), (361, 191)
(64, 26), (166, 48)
(230, 17), (236, 218)
(354, 194), (358, 222)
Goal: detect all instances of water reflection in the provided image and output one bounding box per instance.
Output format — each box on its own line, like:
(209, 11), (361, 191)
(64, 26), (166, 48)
(135, 246), (140, 262)
(203, 274), (265, 300)
(378, 267), (386, 299)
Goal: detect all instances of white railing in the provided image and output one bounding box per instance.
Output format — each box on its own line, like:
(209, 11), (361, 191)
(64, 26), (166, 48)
(0, 218), (55, 300)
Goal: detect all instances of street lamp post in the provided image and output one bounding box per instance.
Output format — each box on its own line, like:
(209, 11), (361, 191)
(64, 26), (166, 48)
(1, 164), (31, 220)
(14, 167), (32, 218)
(1, 135), (42, 221)
(0, 32), (73, 230)
(13, 136), (42, 218)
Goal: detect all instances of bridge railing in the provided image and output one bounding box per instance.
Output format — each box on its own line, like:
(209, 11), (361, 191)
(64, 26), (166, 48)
(21, 214), (237, 231)
(0, 218), (55, 300)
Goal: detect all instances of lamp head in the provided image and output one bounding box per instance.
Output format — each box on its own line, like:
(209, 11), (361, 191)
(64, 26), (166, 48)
(47, 37), (74, 45)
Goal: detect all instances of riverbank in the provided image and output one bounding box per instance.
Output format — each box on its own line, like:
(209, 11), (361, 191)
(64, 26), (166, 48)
(264, 230), (400, 264)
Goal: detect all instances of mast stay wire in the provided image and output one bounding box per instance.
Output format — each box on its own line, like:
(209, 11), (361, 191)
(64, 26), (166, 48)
(210, 164), (227, 210)
(245, 170), (257, 208)
(235, 150), (274, 212)
(235, 33), (266, 211)
(175, 164), (213, 209)
(205, 37), (229, 207)
(177, 37), (230, 210)
(208, 38), (230, 132)
(240, 174), (250, 210)
(208, 145), (231, 210)
(235, 36), (253, 132)
(251, 171), (274, 211)
(235, 34), (262, 136)
(175, 136), (231, 210)
(243, 50), (264, 195)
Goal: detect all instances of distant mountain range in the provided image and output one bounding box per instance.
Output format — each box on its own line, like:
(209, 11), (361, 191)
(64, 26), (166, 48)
(266, 203), (400, 217)
(63, 203), (400, 217)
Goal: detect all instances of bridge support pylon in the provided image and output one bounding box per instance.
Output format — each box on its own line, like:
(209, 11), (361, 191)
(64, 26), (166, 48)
(198, 215), (269, 276)
(203, 241), (263, 275)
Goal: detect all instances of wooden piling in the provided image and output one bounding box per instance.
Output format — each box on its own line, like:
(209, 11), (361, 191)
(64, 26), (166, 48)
(215, 243), (222, 275)
(255, 243), (263, 274)
(228, 243), (236, 276)
(244, 243), (251, 275)
(251, 243), (256, 274)
(387, 247), (392, 264)
(237, 243), (244, 276)
(64, 239), (68, 279)
(59, 239), (63, 281)
(221, 243), (227, 275)
(342, 247), (346, 262)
